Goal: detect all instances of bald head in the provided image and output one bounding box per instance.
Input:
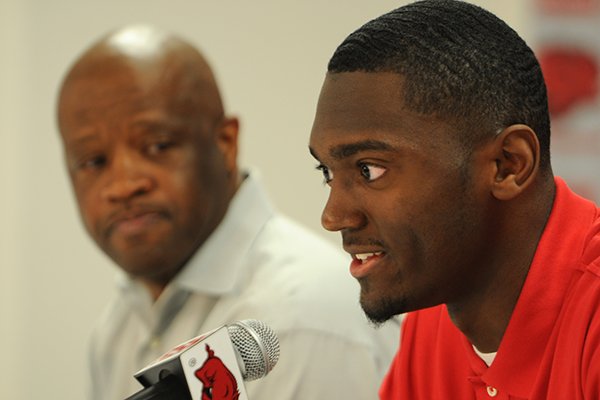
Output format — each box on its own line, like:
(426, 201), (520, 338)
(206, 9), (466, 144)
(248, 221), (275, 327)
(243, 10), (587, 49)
(58, 25), (224, 133)
(57, 26), (240, 296)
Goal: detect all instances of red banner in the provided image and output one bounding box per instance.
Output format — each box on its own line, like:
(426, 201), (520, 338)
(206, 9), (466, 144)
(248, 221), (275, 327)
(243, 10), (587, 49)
(535, 0), (600, 200)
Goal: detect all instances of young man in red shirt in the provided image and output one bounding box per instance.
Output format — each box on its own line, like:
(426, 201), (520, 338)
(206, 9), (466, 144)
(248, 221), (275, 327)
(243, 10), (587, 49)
(309, 0), (600, 398)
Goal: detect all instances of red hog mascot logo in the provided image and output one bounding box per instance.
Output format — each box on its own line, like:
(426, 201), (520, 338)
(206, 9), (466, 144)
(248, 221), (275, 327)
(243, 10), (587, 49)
(539, 47), (598, 117)
(194, 344), (240, 400)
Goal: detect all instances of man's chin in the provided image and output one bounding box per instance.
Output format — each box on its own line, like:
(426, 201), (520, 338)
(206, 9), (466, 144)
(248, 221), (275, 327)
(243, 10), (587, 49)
(363, 308), (395, 328)
(360, 294), (405, 327)
(106, 232), (169, 260)
(109, 247), (167, 275)
(118, 259), (182, 287)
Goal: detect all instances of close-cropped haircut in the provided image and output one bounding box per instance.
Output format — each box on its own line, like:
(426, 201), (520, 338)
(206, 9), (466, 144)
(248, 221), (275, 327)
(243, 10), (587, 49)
(328, 0), (551, 170)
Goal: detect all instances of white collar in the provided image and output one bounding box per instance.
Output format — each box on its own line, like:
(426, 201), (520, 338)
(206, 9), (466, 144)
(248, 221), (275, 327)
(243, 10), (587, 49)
(116, 170), (275, 319)
(171, 170), (274, 295)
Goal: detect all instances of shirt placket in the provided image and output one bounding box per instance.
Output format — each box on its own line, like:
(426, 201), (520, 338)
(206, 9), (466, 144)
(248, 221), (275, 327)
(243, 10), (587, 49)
(468, 376), (510, 400)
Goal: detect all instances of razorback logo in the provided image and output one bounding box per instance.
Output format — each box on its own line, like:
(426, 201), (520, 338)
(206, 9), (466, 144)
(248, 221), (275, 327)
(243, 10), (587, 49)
(194, 344), (240, 400)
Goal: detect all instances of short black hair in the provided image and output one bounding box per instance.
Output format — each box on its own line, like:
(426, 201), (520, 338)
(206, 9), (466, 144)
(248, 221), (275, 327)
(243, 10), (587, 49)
(328, 0), (551, 170)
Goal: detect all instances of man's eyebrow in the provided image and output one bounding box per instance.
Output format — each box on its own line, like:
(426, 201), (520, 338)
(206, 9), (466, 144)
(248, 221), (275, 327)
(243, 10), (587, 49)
(329, 140), (395, 160)
(309, 146), (322, 161)
(64, 130), (100, 149)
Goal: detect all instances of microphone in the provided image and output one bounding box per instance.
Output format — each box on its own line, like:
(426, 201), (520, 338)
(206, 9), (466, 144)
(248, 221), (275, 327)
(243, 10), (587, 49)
(125, 319), (280, 400)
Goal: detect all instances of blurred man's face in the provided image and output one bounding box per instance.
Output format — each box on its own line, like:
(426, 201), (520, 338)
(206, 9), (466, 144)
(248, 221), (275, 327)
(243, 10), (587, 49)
(309, 72), (493, 323)
(58, 57), (236, 288)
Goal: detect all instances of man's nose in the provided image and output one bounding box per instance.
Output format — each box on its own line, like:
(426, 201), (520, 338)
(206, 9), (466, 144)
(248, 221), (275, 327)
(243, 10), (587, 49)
(100, 152), (154, 202)
(321, 184), (366, 232)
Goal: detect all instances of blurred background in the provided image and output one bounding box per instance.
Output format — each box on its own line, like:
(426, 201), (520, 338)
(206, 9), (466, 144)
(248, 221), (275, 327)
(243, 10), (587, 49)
(1, 0), (598, 398)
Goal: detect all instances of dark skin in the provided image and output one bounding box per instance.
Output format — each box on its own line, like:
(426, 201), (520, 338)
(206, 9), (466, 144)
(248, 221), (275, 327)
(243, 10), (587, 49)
(57, 26), (240, 300)
(309, 72), (555, 352)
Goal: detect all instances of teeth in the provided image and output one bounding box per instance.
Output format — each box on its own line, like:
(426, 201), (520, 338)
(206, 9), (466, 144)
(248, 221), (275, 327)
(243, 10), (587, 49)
(355, 252), (383, 263)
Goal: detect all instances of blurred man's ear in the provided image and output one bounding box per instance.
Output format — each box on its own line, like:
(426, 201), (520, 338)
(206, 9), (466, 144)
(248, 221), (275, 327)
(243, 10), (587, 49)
(216, 116), (240, 176)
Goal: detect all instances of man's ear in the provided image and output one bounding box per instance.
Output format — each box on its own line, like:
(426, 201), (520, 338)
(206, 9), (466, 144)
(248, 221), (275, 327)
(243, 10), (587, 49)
(216, 116), (239, 175)
(490, 124), (540, 201)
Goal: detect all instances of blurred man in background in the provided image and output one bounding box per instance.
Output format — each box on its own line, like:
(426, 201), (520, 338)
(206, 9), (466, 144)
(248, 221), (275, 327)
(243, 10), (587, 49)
(56, 25), (398, 400)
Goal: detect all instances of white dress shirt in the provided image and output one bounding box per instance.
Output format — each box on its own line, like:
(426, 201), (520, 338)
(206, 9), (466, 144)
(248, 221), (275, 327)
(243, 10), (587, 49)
(87, 171), (400, 400)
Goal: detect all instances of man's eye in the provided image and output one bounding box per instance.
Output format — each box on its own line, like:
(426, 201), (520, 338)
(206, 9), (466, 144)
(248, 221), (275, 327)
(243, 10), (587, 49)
(359, 163), (386, 182)
(316, 164), (333, 185)
(147, 141), (173, 155)
(79, 155), (106, 170)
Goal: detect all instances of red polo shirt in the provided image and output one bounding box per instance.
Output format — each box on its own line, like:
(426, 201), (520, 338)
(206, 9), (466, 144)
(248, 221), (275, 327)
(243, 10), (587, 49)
(380, 178), (600, 399)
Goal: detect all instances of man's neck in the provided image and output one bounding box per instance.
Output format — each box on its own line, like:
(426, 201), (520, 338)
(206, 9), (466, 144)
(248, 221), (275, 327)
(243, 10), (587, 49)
(447, 180), (555, 352)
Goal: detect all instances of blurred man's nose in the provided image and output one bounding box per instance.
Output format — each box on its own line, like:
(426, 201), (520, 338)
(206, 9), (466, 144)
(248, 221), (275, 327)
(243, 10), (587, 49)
(100, 150), (154, 202)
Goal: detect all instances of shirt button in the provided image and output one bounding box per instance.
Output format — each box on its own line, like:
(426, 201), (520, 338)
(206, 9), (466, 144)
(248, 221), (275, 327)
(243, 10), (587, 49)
(486, 386), (498, 397)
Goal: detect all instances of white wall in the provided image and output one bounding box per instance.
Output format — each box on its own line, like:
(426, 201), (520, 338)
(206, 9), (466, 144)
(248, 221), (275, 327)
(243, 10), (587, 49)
(0, 1), (527, 398)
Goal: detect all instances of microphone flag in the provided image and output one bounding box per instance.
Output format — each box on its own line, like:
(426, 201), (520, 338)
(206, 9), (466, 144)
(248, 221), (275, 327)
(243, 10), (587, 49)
(134, 325), (248, 400)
